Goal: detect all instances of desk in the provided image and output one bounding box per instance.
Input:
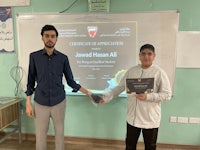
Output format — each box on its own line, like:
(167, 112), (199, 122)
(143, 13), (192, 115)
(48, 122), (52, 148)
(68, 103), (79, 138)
(0, 98), (22, 143)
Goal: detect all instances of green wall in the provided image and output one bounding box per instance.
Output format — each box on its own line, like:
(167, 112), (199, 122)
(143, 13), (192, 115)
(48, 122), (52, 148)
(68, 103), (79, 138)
(1, 0), (200, 146)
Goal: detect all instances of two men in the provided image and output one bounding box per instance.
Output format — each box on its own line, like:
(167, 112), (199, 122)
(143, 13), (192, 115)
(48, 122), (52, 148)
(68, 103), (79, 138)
(25, 24), (172, 150)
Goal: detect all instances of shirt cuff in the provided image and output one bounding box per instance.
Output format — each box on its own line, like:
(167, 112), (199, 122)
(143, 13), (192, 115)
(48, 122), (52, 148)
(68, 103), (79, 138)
(25, 90), (33, 96)
(71, 85), (81, 92)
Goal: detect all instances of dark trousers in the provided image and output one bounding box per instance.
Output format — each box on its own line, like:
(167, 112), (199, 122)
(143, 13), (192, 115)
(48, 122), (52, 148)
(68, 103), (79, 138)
(125, 122), (158, 150)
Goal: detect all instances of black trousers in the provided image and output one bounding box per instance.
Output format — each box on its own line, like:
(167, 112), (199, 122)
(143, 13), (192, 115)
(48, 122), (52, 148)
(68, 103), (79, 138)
(125, 122), (158, 150)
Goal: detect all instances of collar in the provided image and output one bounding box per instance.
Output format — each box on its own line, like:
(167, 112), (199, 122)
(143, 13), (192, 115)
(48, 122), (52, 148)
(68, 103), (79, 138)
(42, 48), (58, 55)
(139, 63), (154, 69)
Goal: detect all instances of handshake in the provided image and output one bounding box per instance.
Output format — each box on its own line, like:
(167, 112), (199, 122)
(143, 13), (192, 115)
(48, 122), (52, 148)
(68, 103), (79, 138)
(88, 93), (105, 104)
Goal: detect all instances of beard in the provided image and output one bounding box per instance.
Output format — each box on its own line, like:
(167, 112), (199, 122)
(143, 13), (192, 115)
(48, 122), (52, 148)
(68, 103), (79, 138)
(45, 41), (55, 48)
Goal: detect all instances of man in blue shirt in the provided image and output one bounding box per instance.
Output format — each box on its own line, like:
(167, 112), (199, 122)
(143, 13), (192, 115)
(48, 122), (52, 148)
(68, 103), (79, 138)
(25, 24), (90, 150)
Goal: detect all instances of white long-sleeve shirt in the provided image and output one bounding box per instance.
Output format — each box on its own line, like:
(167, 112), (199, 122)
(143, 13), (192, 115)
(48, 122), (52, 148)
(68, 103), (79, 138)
(105, 64), (172, 128)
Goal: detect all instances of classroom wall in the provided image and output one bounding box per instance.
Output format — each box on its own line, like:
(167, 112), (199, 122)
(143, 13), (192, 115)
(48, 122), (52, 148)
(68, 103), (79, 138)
(1, 0), (200, 146)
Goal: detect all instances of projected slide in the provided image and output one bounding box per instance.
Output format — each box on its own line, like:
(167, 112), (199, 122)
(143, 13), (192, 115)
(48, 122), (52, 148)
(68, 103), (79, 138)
(17, 12), (178, 96)
(56, 22), (137, 94)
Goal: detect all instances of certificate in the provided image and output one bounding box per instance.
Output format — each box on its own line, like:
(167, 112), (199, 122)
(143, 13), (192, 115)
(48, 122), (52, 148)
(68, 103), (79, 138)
(126, 78), (154, 94)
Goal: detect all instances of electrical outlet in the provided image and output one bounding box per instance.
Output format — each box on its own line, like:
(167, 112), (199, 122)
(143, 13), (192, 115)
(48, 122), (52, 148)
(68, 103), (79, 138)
(189, 117), (200, 124)
(177, 117), (188, 123)
(170, 116), (177, 123)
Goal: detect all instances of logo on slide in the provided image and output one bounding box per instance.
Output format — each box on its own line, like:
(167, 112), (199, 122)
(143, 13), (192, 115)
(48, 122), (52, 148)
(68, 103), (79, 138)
(87, 26), (98, 38)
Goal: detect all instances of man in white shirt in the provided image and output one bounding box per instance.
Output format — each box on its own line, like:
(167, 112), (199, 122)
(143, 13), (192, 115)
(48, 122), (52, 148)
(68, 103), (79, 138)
(101, 44), (172, 150)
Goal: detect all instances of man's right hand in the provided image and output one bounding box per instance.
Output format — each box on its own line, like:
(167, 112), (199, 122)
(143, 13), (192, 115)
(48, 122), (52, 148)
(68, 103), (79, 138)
(98, 99), (105, 104)
(26, 96), (34, 118)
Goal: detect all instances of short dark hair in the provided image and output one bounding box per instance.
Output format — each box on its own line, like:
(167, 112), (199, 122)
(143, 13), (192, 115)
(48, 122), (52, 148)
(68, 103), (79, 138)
(140, 44), (155, 53)
(41, 25), (58, 37)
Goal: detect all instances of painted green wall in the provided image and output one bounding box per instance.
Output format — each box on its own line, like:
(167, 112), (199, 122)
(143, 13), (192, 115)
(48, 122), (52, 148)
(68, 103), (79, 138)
(1, 0), (200, 145)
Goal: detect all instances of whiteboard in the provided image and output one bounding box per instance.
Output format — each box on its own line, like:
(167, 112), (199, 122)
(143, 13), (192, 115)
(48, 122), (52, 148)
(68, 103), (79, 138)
(16, 12), (179, 92)
(176, 31), (200, 68)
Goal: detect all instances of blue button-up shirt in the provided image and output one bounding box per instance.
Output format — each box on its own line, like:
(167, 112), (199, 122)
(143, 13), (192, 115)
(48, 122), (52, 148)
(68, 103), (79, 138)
(25, 49), (81, 106)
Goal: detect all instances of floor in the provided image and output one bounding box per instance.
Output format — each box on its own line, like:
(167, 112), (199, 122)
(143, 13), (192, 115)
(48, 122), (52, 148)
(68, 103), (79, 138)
(0, 139), (200, 150)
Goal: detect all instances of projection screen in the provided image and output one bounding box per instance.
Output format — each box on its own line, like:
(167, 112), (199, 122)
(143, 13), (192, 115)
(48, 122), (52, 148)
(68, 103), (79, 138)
(17, 11), (179, 95)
